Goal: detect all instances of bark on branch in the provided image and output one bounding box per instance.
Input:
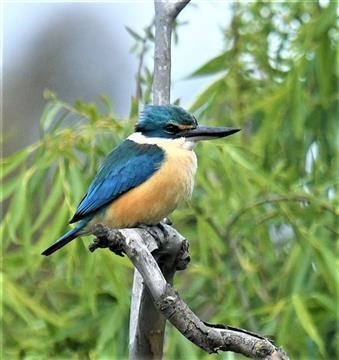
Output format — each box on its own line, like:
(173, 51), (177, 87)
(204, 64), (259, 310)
(153, 0), (191, 105)
(89, 224), (289, 360)
(128, 2), (191, 358)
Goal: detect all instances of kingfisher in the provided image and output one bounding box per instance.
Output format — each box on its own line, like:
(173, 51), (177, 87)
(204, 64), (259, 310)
(42, 105), (240, 256)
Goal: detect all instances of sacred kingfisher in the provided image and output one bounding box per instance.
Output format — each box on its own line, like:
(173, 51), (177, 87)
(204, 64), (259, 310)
(42, 105), (240, 256)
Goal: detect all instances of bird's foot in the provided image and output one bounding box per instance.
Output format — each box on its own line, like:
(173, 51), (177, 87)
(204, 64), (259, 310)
(89, 224), (125, 257)
(174, 239), (190, 271)
(156, 222), (169, 239)
(137, 224), (162, 240)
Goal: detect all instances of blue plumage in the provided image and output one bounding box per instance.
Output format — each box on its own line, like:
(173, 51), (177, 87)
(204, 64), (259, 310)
(42, 140), (164, 256)
(135, 105), (198, 138)
(42, 105), (240, 256)
(70, 139), (164, 223)
(41, 219), (90, 256)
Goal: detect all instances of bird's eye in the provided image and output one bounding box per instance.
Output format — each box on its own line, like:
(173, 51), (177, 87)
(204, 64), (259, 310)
(165, 124), (180, 133)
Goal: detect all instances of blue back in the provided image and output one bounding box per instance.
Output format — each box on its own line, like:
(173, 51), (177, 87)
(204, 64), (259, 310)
(70, 139), (165, 223)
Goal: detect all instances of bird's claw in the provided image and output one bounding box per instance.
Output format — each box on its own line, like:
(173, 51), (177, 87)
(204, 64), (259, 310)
(138, 224), (161, 239)
(174, 239), (190, 270)
(90, 224), (125, 257)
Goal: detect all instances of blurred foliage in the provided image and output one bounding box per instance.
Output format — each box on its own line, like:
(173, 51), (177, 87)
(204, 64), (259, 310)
(1, 1), (338, 360)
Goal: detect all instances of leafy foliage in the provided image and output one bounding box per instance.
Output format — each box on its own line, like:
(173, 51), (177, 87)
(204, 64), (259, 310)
(2, 2), (338, 359)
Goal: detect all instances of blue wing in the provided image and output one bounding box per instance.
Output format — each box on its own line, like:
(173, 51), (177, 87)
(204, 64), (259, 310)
(69, 139), (165, 223)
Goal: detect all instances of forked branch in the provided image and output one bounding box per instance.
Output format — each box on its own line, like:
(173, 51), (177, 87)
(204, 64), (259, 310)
(90, 224), (289, 360)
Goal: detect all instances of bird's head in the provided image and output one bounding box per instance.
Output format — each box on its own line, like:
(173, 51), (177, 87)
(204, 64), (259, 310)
(135, 105), (240, 141)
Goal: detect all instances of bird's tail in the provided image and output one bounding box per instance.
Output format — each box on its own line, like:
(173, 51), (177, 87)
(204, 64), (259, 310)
(41, 221), (88, 256)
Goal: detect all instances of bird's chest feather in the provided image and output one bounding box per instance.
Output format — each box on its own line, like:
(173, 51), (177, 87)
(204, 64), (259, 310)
(153, 144), (197, 204)
(103, 137), (197, 227)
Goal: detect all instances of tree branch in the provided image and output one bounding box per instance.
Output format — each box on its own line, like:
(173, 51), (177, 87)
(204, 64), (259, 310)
(127, 2), (191, 359)
(90, 224), (289, 360)
(153, 0), (191, 105)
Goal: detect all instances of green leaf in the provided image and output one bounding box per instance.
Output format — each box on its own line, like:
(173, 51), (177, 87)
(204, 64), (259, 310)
(100, 95), (113, 113)
(40, 102), (63, 134)
(189, 77), (224, 112)
(125, 26), (144, 41)
(189, 52), (230, 77)
(0, 176), (20, 202)
(3, 275), (65, 327)
(32, 173), (64, 232)
(292, 294), (325, 355)
(1, 147), (33, 178)
(5, 175), (28, 242)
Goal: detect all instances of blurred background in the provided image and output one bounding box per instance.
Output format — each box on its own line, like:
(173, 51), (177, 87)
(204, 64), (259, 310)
(2, 1), (338, 360)
(3, 2), (228, 155)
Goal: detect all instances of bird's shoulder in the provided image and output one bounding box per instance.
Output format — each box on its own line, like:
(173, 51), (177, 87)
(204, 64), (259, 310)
(69, 138), (165, 223)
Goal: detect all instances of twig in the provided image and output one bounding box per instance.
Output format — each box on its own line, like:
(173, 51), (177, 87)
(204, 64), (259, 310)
(90, 224), (289, 360)
(134, 21), (154, 102)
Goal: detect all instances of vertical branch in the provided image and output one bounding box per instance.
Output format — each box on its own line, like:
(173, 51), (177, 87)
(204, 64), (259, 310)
(129, 1), (190, 359)
(152, 2), (172, 105)
(153, 0), (190, 105)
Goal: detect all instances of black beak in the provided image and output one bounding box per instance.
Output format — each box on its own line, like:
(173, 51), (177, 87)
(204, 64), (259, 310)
(181, 126), (241, 141)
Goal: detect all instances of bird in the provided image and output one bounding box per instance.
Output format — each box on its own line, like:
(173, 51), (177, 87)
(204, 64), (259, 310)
(41, 105), (240, 256)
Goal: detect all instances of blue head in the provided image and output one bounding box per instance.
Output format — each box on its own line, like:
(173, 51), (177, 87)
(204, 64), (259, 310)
(135, 105), (240, 141)
(135, 105), (197, 138)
